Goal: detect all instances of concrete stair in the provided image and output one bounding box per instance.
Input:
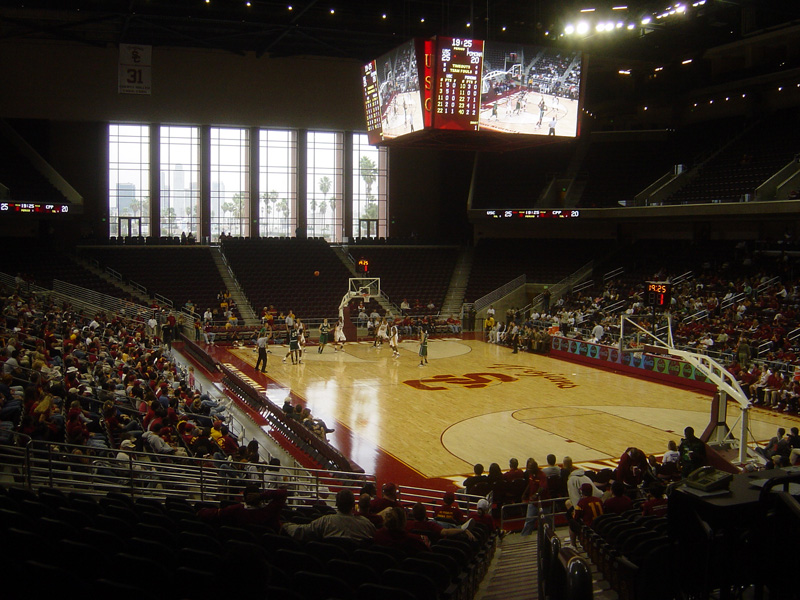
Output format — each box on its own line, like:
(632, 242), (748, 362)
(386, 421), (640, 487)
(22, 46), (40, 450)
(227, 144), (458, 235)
(476, 533), (540, 600)
(210, 246), (257, 325)
(441, 246), (474, 317)
(476, 530), (618, 600)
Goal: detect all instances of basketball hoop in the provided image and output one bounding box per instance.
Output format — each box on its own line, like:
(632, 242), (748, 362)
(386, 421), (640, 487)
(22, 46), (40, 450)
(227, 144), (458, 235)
(361, 293), (370, 303)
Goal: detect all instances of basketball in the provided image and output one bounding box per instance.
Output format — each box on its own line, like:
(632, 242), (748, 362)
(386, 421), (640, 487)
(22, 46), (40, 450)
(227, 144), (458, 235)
(314, 270), (320, 277)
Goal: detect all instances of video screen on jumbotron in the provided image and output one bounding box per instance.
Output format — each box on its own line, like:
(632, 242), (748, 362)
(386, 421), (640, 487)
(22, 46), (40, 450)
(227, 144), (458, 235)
(479, 42), (581, 137)
(363, 38), (583, 143)
(362, 39), (424, 145)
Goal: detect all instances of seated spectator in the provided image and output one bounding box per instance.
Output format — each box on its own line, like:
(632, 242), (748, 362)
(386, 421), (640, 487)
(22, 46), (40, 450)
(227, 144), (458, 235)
(370, 482), (401, 513)
(641, 483), (668, 517)
(374, 506), (428, 555)
(283, 489), (376, 543)
(217, 425), (240, 456)
(463, 463), (489, 496)
(142, 423), (177, 455)
(603, 480), (634, 515)
(503, 457), (525, 482)
(486, 462), (504, 491)
(406, 502), (475, 544)
(434, 491), (466, 525)
(358, 492), (384, 528)
(469, 498), (495, 532)
(662, 440), (680, 466)
(198, 483), (287, 531)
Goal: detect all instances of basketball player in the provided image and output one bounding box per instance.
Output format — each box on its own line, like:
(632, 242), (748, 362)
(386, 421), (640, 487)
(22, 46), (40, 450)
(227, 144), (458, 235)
(284, 323), (300, 365)
(318, 318), (329, 353)
(389, 321), (400, 358)
(297, 318), (306, 364)
(418, 326), (428, 366)
(375, 318), (388, 348)
(333, 318), (346, 352)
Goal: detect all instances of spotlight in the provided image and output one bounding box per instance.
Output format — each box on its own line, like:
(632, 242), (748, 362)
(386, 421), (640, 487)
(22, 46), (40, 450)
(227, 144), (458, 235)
(576, 21), (589, 34)
(564, 24), (575, 35)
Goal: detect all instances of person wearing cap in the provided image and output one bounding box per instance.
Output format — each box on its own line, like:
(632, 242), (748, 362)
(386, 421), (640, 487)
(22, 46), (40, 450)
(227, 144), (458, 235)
(370, 482), (400, 513)
(568, 482), (604, 547)
(117, 437), (154, 488)
(282, 489), (376, 543)
(468, 498), (495, 532)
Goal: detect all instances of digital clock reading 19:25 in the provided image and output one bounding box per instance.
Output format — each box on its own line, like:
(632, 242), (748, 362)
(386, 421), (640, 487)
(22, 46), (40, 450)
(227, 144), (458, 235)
(646, 281), (671, 309)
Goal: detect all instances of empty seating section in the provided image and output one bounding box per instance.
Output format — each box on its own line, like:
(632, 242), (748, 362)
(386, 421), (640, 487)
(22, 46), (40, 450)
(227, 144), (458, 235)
(580, 510), (673, 600)
(221, 238), (352, 318)
(0, 485), (496, 599)
(80, 247), (227, 315)
(667, 110), (800, 204)
(577, 137), (677, 208)
(347, 246), (460, 313)
(6, 241), (132, 301)
(466, 238), (608, 303)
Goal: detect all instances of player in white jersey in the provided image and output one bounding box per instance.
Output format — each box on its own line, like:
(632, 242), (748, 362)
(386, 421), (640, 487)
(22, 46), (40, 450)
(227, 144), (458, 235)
(333, 318), (346, 352)
(389, 322), (399, 358)
(375, 319), (389, 348)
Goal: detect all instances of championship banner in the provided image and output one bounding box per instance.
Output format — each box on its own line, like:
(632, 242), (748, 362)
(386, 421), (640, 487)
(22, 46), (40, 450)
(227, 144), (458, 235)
(118, 44), (152, 95)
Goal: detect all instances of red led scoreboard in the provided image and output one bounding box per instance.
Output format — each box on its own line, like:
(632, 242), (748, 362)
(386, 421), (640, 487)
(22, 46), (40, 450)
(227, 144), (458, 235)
(363, 37), (583, 145)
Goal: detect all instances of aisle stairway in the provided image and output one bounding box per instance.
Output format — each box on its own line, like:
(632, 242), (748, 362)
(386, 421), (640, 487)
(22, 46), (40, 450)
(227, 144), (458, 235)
(441, 246), (474, 317)
(211, 246), (257, 325)
(476, 530), (618, 600)
(476, 533), (540, 600)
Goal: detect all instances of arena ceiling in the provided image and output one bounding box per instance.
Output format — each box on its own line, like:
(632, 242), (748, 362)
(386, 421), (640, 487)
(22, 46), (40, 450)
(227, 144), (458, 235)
(1, 1), (799, 63)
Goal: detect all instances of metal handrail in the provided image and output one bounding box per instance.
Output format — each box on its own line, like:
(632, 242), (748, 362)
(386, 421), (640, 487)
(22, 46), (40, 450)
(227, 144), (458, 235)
(474, 274), (526, 313)
(1, 433), (375, 506)
(603, 266), (624, 282)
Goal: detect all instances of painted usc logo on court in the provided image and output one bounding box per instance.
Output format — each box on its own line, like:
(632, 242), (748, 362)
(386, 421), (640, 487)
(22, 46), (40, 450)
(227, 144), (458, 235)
(404, 372), (517, 391)
(403, 365), (578, 391)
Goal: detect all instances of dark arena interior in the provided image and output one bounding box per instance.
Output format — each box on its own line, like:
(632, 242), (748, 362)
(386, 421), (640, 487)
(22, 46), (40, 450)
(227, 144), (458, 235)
(2, 1), (800, 598)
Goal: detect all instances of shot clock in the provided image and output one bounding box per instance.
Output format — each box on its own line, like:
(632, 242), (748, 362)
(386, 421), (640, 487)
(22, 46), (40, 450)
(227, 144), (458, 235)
(646, 281), (671, 310)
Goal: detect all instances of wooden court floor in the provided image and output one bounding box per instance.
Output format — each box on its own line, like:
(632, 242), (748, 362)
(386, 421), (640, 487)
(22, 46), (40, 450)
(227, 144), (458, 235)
(221, 337), (800, 487)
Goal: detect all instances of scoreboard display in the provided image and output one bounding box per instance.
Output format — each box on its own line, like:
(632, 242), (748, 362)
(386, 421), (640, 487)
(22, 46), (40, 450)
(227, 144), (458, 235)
(1, 202), (70, 214)
(485, 209), (580, 219)
(362, 61), (382, 140)
(362, 36), (583, 144)
(646, 281), (671, 310)
(433, 37), (484, 130)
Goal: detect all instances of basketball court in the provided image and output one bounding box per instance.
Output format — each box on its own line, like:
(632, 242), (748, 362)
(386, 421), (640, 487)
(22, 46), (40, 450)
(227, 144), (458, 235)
(212, 336), (798, 489)
(479, 92), (579, 137)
